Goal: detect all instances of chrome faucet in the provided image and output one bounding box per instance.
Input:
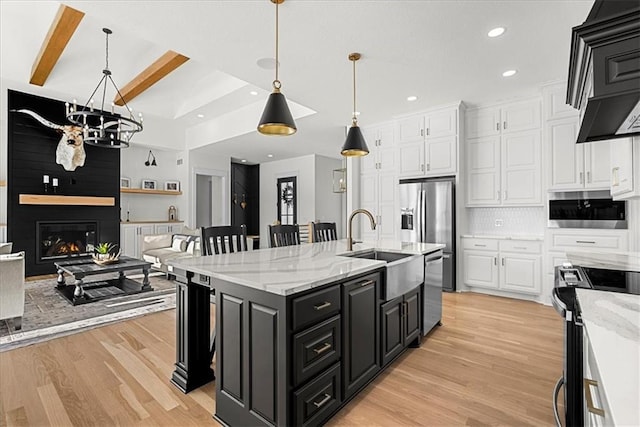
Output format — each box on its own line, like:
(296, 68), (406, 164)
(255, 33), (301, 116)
(347, 209), (376, 251)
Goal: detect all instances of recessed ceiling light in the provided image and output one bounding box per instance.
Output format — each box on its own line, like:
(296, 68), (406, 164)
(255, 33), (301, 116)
(502, 69), (517, 77)
(241, 159), (247, 163)
(488, 27), (506, 38)
(197, 114), (204, 118)
(250, 91), (258, 96)
(407, 95), (418, 102)
(267, 154), (274, 158)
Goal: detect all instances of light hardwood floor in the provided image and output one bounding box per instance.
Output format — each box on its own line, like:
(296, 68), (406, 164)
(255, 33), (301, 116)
(0, 292), (563, 426)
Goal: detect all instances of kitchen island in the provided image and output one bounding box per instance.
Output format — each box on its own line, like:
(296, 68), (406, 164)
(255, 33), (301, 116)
(167, 239), (444, 426)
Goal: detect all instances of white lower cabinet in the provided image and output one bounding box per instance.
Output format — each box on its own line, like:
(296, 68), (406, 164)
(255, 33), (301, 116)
(583, 327), (612, 426)
(462, 237), (541, 297)
(120, 222), (183, 259)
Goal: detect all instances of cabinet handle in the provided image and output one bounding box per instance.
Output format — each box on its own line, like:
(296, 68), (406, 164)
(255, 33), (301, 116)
(474, 244), (486, 247)
(426, 163), (431, 171)
(421, 129), (424, 137)
(579, 172), (584, 184)
(587, 171), (591, 183)
(503, 121), (507, 130)
(313, 342), (332, 355)
(420, 164), (424, 172)
(501, 258), (505, 266)
(360, 280), (374, 288)
(612, 167), (620, 187)
(313, 301), (332, 311)
(494, 257), (497, 265)
(496, 122), (500, 131)
(584, 379), (605, 416)
(313, 393), (332, 408)
(576, 240), (596, 244)
(513, 246), (527, 250)
(426, 127), (430, 136)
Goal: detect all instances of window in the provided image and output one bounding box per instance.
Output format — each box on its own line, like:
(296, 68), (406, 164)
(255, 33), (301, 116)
(277, 176), (297, 225)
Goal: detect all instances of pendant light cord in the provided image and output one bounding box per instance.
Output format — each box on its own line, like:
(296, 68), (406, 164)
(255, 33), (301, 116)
(274, 1), (280, 89)
(352, 58), (357, 125)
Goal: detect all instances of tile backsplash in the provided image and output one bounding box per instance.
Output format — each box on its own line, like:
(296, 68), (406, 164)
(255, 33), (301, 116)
(467, 207), (545, 236)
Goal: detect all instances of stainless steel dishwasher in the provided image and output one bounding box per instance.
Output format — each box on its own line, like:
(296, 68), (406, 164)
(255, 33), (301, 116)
(423, 250), (443, 335)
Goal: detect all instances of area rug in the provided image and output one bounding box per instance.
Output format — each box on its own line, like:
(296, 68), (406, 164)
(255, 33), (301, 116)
(0, 272), (176, 352)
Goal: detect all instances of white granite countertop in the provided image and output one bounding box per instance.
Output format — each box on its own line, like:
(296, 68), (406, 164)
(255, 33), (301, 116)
(568, 251), (640, 272)
(576, 289), (640, 426)
(460, 234), (544, 241)
(167, 239), (444, 296)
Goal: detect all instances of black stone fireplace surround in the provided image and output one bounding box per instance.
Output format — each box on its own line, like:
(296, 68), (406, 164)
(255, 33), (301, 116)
(8, 90), (121, 276)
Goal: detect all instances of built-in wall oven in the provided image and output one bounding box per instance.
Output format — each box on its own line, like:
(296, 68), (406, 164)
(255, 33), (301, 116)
(548, 191), (627, 229)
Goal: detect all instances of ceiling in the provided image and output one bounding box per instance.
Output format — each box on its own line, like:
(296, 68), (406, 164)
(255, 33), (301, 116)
(0, 0), (593, 163)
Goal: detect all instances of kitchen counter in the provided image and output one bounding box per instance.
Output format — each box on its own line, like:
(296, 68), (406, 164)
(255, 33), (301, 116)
(168, 239), (444, 296)
(461, 234), (544, 241)
(576, 289), (640, 426)
(568, 251), (640, 272)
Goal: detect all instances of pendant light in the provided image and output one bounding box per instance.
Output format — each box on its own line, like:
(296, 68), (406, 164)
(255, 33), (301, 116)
(341, 53), (369, 157)
(257, 0), (296, 136)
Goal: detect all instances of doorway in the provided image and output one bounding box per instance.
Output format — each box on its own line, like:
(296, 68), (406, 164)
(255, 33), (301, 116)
(192, 168), (228, 228)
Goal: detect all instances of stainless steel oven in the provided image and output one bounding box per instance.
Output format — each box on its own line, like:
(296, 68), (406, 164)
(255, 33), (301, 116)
(548, 191), (627, 229)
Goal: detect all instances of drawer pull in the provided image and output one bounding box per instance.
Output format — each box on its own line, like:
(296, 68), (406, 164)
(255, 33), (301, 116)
(313, 393), (332, 408)
(474, 244), (486, 247)
(313, 342), (332, 355)
(360, 280), (374, 287)
(313, 301), (332, 311)
(576, 240), (596, 244)
(513, 246), (527, 250)
(584, 379), (605, 416)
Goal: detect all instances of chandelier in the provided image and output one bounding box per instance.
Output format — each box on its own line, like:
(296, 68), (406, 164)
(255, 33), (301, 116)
(66, 28), (143, 148)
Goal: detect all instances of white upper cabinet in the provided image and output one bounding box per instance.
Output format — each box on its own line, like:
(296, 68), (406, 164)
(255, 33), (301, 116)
(543, 83), (576, 120)
(466, 98), (542, 206)
(397, 105), (460, 178)
(361, 124), (396, 175)
(610, 136), (640, 200)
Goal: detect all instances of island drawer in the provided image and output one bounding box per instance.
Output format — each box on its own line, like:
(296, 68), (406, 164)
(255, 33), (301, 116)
(293, 315), (341, 386)
(293, 362), (342, 427)
(292, 285), (341, 331)
(462, 238), (499, 251)
(499, 240), (541, 254)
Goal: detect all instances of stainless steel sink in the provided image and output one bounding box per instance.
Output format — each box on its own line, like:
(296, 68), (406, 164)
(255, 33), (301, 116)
(340, 250), (423, 300)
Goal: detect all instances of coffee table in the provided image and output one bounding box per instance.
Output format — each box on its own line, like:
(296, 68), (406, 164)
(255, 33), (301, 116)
(54, 256), (153, 305)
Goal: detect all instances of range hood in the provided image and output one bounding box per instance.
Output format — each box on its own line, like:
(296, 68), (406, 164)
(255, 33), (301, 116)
(567, 0), (640, 143)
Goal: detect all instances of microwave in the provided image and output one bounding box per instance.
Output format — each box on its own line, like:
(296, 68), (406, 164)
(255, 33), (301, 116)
(548, 191), (627, 229)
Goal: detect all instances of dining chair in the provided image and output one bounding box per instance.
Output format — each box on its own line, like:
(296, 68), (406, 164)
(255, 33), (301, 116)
(201, 225), (248, 255)
(268, 224), (301, 248)
(312, 222), (338, 242)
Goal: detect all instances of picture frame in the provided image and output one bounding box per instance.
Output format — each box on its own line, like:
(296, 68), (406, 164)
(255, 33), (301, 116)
(120, 177), (131, 188)
(142, 179), (157, 190)
(165, 181), (180, 192)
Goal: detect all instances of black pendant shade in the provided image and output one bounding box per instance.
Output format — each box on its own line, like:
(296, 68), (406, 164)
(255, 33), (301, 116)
(341, 124), (369, 156)
(258, 89), (297, 136)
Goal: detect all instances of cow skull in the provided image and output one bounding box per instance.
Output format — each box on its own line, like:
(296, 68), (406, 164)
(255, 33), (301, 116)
(11, 109), (86, 171)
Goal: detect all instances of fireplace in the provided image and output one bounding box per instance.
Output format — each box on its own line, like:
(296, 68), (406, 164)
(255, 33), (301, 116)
(37, 221), (97, 263)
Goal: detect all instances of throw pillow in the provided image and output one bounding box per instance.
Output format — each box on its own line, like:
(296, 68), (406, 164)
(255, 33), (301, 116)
(171, 236), (187, 252)
(0, 242), (13, 255)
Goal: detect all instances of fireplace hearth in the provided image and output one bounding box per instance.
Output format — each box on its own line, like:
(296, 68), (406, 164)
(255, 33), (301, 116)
(37, 221), (97, 263)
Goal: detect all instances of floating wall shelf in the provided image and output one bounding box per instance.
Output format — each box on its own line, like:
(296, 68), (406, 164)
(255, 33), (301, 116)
(19, 194), (116, 206)
(121, 188), (182, 195)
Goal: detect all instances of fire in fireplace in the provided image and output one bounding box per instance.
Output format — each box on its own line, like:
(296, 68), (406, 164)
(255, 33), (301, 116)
(37, 221), (97, 262)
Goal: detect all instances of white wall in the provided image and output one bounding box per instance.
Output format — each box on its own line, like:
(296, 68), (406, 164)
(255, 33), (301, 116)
(314, 155), (344, 238)
(187, 146), (230, 229)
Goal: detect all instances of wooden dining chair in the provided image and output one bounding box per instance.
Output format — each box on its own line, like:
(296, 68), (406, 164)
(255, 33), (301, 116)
(201, 224), (248, 255)
(268, 224), (301, 247)
(312, 222), (338, 242)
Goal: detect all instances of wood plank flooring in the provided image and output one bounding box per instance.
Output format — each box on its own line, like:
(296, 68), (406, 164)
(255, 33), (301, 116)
(0, 292), (563, 426)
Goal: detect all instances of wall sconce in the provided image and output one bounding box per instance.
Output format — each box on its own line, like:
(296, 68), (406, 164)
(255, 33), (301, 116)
(333, 168), (347, 193)
(145, 150), (157, 166)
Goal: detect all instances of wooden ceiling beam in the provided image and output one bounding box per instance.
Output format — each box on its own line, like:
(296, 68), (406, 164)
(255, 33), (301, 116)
(114, 51), (189, 106)
(30, 4), (85, 86)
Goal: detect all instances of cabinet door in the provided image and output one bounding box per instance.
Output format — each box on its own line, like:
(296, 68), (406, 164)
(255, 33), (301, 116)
(342, 274), (380, 400)
(169, 224), (183, 234)
(403, 287), (421, 345)
(584, 141), (610, 189)
(360, 127), (378, 174)
(360, 174), (378, 240)
(380, 297), (403, 366)
(501, 99), (540, 134)
(398, 141), (425, 177)
(463, 250), (499, 289)
(610, 137), (634, 196)
(502, 130), (541, 205)
(467, 136), (501, 205)
(548, 117), (583, 190)
(377, 172), (397, 240)
(499, 253), (541, 295)
(425, 135), (456, 176)
(120, 225), (139, 258)
(543, 83), (577, 120)
(425, 108), (457, 138)
(377, 124), (395, 149)
(466, 107), (500, 139)
(155, 224), (170, 234)
(397, 115), (424, 143)
(378, 138), (397, 174)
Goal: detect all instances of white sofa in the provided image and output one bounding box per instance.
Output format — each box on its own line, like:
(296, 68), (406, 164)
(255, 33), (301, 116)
(0, 250), (25, 331)
(141, 228), (201, 274)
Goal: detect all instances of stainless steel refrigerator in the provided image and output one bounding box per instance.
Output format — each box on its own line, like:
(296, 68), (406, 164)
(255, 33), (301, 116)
(399, 177), (455, 292)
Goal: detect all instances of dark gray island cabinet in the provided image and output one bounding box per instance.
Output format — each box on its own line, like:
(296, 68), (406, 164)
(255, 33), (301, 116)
(167, 240), (444, 426)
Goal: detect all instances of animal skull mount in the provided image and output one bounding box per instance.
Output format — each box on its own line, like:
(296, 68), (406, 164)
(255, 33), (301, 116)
(11, 109), (86, 171)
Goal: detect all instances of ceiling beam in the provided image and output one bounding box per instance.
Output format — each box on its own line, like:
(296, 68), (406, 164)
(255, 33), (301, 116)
(30, 4), (84, 86)
(114, 51), (189, 106)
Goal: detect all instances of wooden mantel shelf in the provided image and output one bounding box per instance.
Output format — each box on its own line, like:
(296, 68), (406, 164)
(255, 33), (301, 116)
(19, 194), (115, 206)
(121, 188), (182, 195)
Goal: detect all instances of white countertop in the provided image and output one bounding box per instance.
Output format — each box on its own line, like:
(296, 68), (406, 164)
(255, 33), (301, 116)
(576, 289), (640, 426)
(168, 239), (444, 296)
(460, 234), (544, 241)
(568, 251), (640, 272)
